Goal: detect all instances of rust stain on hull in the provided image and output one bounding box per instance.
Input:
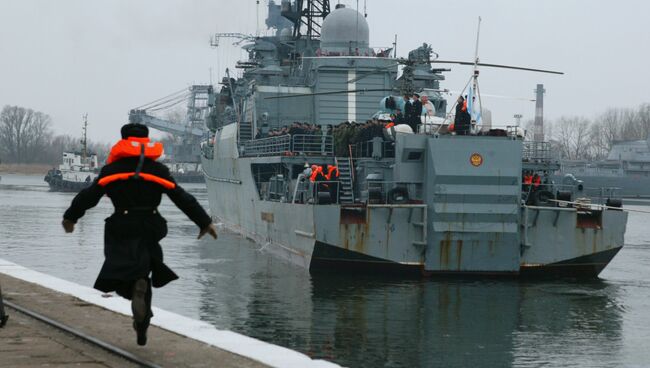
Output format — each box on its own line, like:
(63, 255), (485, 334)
(340, 208), (370, 255)
(440, 232), (452, 270)
(261, 212), (274, 223)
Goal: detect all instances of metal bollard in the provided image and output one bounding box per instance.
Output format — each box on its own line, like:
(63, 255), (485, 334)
(0, 283), (8, 327)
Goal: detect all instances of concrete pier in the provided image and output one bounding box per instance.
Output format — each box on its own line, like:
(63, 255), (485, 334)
(0, 260), (339, 368)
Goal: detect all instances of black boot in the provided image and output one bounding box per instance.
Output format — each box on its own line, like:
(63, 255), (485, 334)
(131, 278), (152, 346)
(131, 278), (148, 324)
(133, 317), (150, 346)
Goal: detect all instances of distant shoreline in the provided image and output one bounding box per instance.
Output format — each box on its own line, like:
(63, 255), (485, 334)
(0, 163), (52, 175)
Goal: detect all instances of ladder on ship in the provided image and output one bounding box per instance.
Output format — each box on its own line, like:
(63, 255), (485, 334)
(239, 121), (252, 142)
(337, 158), (354, 204)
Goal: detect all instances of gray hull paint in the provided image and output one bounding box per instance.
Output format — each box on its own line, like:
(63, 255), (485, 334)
(202, 124), (316, 268)
(203, 125), (628, 276)
(555, 174), (650, 198)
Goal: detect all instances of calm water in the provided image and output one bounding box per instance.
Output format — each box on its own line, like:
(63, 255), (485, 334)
(1, 173), (649, 368)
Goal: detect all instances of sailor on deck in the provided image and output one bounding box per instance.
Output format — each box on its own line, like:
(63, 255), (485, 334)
(454, 96), (471, 136)
(61, 123), (217, 346)
(409, 93), (423, 132)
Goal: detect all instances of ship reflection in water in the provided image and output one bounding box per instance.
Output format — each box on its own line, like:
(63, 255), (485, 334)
(195, 252), (626, 367)
(1, 174), (648, 367)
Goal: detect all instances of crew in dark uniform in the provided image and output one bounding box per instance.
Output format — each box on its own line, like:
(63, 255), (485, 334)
(454, 96), (471, 135)
(410, 93), (423, 132)
(402, 94), (413, 127)
(61, 123), (217, 346)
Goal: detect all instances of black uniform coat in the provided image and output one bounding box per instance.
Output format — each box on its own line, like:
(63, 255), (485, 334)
(403, 100), (414, 121)
(454, 103), (471, 135)
(63, 157), (212, 293)
(410, 99), (423, 130)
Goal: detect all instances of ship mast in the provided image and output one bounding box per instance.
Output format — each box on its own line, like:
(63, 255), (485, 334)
(81, 114), (88, 160)
(281, 0), (330, 39)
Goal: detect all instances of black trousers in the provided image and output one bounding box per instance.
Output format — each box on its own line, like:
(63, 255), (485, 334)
(114, 278), (153, 319)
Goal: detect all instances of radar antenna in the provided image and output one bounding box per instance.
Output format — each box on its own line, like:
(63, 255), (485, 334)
(281, 0), (331, 39)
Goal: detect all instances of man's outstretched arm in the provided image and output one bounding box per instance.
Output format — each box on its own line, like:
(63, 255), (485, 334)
(62, 180), (105, 232)
(166, 184), (217, 239)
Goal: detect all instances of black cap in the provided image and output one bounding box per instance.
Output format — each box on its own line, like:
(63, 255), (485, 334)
(413, 93), (420, 98)
(120, 123), (149, 139)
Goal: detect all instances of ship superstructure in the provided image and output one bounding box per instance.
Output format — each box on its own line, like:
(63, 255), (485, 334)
(198, 1), (627, 277)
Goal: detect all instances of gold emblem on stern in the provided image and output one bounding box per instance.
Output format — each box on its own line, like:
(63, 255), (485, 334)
(470, 153), (483, 167)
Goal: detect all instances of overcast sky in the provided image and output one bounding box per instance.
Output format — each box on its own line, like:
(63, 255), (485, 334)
(1, 0), (648, 142)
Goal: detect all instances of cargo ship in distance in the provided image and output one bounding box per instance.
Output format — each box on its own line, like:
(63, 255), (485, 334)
(198, 1), (628, 277)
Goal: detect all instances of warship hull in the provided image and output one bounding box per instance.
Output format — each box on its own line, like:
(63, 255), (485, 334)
(203, 125), (628, 278)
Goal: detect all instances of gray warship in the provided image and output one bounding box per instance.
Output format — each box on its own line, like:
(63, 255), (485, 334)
(199, 1), (628, 277)
(558, 138), (650, 198)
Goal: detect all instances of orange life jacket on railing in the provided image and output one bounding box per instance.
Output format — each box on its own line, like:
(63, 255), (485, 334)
(107, 137), (164, 164)
(533, 175), (541, 188)
(325, 165), (339, 180)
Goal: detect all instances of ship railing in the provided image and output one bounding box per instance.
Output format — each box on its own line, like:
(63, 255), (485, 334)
(242, 135), (291, 156)
(352, 139), (395, 159)
(291, 134), (333, 155)
(291, 176), (341, 205)
(523, 183), (621, 207)
(582, 186), (622, 205)
(362, 180), (421, 205)
(242, 134), (333, 157)
(523, 141), (556, 163)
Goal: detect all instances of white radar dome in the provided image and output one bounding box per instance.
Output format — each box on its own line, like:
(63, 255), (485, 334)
(320, 5), (371, 55)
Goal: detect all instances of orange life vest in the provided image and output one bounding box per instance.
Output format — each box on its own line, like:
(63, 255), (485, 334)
(309, 165), (323, 182)
(100, 137), (175, 190)
(533, 175), (541, 188)
(385, 122), (395, 129)
(107, 137), (164, 164)
(462, 100), (468, 112)
(98, 172), (176, 190)
(523, 175), (533, 185)
(325, 165), (339, 180)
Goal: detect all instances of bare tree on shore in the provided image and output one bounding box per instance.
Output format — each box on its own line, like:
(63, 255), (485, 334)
(0, 105), (52, 163)
(553, 116), (591, 160)
(546, 102), (650, 161)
